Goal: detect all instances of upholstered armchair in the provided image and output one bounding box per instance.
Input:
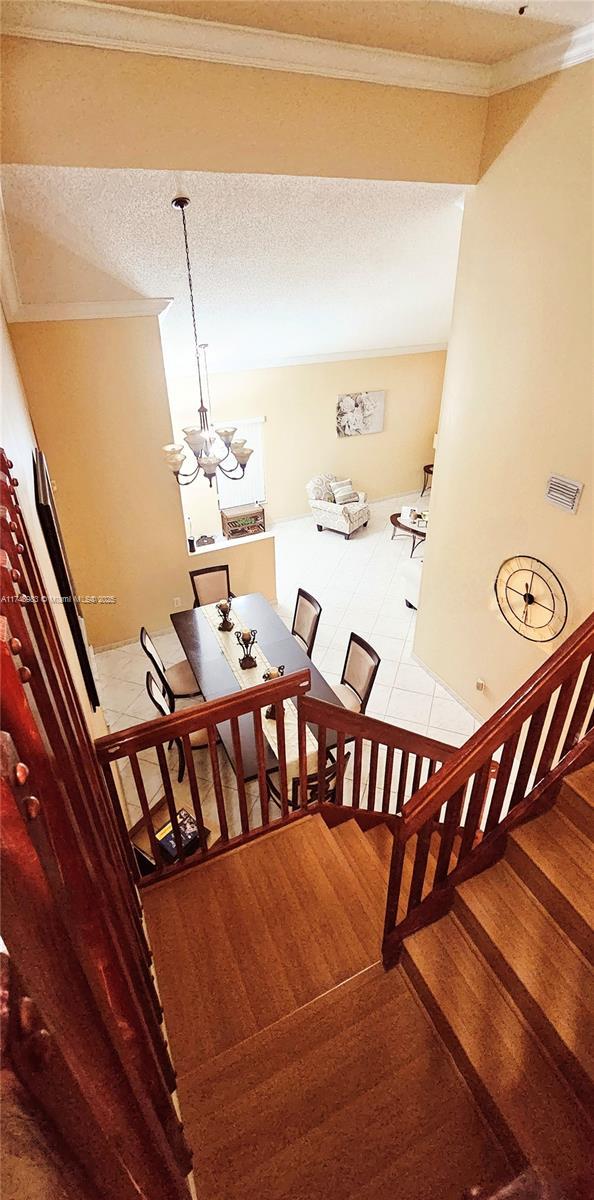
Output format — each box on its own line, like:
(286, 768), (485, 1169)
(306, 473), (370, 540)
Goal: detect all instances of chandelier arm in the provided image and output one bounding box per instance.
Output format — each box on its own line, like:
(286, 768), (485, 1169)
(175, 464), (201, 486)
(217, 462), (245, 480)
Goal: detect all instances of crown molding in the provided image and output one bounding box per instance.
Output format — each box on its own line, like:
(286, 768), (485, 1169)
(491, 19), (594, 93)
(1, 2), (592, 97)
(209, 344), (447, 373)
(6, 298), (172, 323)
(0, 0), (490, 96)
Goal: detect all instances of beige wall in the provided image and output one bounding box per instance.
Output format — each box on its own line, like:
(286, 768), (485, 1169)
(415, 62), (593, 716)
(10, 316), (277, 649)
(170, 350), (445, 525)
(1, 37), (486, 183)
(0, 309), (106, 734)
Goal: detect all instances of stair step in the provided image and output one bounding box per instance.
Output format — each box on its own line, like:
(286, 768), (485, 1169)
(142, 815), (381, 1072)
(178, 963), (511, 1200)
(557, 763), (594, 839)
(455, 857), (594, 1110)
(402, 911), (594, 1177)
(506, 807), (593, 962)
(331, 820), (387, 916)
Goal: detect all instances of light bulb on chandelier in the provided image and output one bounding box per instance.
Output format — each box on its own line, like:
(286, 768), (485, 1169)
(162, 196), (254, 489)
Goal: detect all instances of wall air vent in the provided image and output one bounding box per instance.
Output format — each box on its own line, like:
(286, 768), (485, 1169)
(545, 474), (583, 514)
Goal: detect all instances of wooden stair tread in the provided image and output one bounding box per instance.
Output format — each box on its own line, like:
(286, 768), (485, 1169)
(403, 911), (594, 1176)
(506, 807), (593, 960)
(557, 765), (594, 839)
(455, 857), (594, 1105)
(331, 821), (388, 916)
(178, 964), (511, 1200)
(142, 815), (382, 1072)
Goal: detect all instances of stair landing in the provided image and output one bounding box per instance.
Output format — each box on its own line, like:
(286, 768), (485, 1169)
(142, 814), (384, 1072)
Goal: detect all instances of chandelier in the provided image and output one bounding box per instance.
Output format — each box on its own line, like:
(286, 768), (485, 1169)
(162, 196), (253, 488)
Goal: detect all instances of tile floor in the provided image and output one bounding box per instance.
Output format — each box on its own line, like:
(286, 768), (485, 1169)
(93, 490), (481, 835)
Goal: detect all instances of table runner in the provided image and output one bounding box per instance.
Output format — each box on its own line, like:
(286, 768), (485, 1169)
(201, 602), (319, 785)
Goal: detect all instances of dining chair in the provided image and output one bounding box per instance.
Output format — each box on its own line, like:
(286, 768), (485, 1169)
(145, 671), (208, 783)
(266, 751), (350, 811)
(189, 564), (234, 608)
(291, 587), (322, 657)
(333, 633), (380, 714)
(140, 626), (200, 710)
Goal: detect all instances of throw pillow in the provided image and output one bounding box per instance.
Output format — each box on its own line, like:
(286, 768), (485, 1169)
(331, 479), (359, 505)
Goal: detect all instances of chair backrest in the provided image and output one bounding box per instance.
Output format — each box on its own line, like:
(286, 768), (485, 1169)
(290, 751), (351, 807)
(189, 564), (232, 608)
(145, 670), (173, 719)
(140, 626), (173, 706)
(291, 588), (322, 657)
(341, 633), (380, 714)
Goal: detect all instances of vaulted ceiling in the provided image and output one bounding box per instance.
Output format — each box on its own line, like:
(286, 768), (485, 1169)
(2, 167), (465, 373)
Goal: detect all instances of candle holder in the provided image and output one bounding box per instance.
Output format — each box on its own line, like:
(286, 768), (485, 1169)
(236, 627), (257, 669)
(216, 598), (234, 632)
(263, 665), (285, 719)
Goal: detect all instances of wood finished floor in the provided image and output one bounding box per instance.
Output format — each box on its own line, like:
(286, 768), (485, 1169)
(142, 762), (594, 1198)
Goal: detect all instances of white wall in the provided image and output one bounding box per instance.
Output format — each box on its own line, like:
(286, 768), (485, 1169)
(414, 63), (593, 717)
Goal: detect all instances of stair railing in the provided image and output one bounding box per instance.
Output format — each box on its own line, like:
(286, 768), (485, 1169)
(96, 673), (457, 887)
(381, 612), (594, 966)
(296, 694), (456, 820)
(95, 670), (313, 885)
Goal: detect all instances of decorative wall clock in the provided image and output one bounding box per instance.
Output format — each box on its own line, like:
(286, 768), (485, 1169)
(494, 556), (568, 642)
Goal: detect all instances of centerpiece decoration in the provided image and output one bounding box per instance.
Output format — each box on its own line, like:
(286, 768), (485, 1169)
(236, 627), (257, 670)
(216, 598), (234, 632)
(262, 665), (285, 719)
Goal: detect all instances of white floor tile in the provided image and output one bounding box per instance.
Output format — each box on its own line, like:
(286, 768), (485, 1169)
(429, 696), (475, 735)
(394, 662), (436, 697)
(387, 688), (433, 725)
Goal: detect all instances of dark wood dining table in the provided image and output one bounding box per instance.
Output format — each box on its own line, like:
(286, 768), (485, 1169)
(171, 592), (343, 781)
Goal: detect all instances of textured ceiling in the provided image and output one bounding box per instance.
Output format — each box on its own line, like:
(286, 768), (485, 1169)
(90, 0), (592, 64)
(2, 166), (465, 373)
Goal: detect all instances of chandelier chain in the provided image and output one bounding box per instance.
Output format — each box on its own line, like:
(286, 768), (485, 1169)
(179, 203), (205, 410)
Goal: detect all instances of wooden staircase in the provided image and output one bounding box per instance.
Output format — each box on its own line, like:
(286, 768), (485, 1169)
(143, 763), (594, 1199)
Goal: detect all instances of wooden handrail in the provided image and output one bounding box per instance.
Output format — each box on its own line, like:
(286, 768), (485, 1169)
(95, 669), (311, 760)
(381, 611), (594, 963)
(297, 694), (456, 762)
(400, 613), (594, 839)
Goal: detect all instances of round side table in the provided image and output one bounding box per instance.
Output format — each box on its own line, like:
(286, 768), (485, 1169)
(421, 464), (433, 496)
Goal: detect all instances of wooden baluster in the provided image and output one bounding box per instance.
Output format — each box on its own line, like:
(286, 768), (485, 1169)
(252, 709), (270, 826)
(427, 758), (438, 778)
(434, 785), (465, 884)
(101, 761), (141, 886)
(274, 702), (289, 818)
(155, 744), (184, 864)
(230, 717), (250, 834)
(351, 736), (363, 809)
(381, 746), (394, 813)
(383, 814), (405, 940)
(129, 753), (163, 869)
(484, 729), (521, 834)
(535, 671), (581, 781)
(458, 761), (492, 860)
(407, 823), (433, 913)
(395, 749), (409, 813)
(206, 726), (229, 841)
(366, 741), (379, 811)
(411, 755), (422, 795)
(297, 707), (309, 811)
(561, 655), (594, 755)
(335, 731), (346, 806)
(317, 723), (328, 804)
(508, 703), (550, 810)
(180, 734), (209, 853)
